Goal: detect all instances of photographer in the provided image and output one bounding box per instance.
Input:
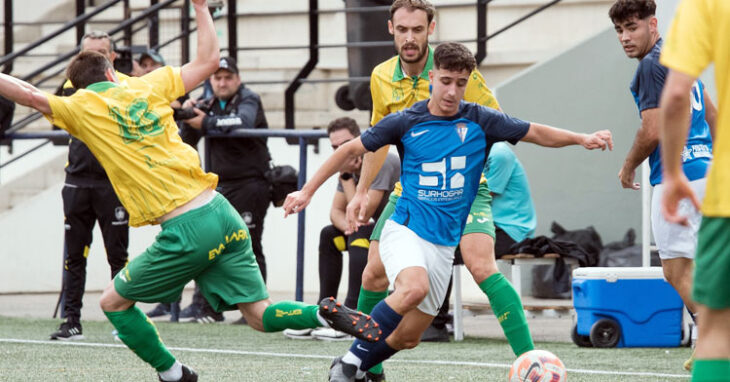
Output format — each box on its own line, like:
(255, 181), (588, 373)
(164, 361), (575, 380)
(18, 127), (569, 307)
(179, 56), (272, 323)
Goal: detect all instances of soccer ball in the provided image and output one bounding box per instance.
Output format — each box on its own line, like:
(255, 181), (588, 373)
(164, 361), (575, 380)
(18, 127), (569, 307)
(508, 349), (567, 381)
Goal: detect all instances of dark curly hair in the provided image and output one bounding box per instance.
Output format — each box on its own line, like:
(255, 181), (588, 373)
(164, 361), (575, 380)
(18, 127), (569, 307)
(609, 0), (656, 24)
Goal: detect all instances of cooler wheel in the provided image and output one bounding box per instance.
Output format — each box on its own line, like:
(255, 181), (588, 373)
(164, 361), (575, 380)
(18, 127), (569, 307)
(571, 323), (593, 347)
(590, 318), (621, 348)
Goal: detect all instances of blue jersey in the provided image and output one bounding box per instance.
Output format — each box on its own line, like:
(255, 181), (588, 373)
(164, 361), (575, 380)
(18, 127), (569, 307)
(630, 38), (712, 186)
(360, 100), (529, 246)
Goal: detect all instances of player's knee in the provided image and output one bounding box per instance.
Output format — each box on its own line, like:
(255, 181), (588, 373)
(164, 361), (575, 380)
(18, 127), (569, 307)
(99, 282), (129, 312)
(397, 284), (429, 309)
(399, 336), (421, 349)
(465, 260), (498, 284)
(362, 266), (389, 291)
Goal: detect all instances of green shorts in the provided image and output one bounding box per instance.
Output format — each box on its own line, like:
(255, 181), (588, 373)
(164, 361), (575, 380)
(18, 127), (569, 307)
(370, 182), (495, 241)
(114, 193), (268, 312)
(693, 216), (730, 309)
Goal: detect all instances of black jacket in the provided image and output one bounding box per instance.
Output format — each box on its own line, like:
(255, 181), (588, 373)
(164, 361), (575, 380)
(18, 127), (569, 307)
(181, 84), (271, 181)
(55, 83), (111, 186)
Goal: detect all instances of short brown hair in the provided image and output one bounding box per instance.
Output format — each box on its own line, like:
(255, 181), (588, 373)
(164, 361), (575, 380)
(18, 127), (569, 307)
(390, 0), (435, 24)
(327, 117), (361, 137)
(67, 51), (113, 89)
(608, 0), (656, 24)
(433, 42), (476, 73)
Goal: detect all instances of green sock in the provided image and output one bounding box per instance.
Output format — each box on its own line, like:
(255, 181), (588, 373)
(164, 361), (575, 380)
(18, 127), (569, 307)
(356, 286), (388, 314)
(104, 306), (176, 372)
(692, 359), (730, 381)
(356, 287), (388, 375)
(479, 273), (534, 356)
(262, 301), (321, 332)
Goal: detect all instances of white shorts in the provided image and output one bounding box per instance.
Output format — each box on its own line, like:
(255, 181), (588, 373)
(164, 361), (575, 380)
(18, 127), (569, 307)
(651, 177), (706, 260)
(379, 220), (455, 316)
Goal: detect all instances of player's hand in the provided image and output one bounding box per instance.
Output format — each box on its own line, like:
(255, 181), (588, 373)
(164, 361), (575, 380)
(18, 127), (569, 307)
(618, 166), (640, 190)
(191, 0), (208, 7)
(582, 130), (613, 151)
(661, 173), (701, 226)
(345, 190), (370, 234)
(183, 108), (206, 130)
(181, 98), (196, 109)
(283, 190), (312, 218)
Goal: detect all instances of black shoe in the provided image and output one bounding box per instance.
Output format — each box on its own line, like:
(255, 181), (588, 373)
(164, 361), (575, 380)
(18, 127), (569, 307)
(329, 356), (359, 382)
(319, 297), (382, 343)
(187, 310), (225, 324)
(420, 324), (449, 342)
(50, 321), (84, 341)
(146, 303), (171, 318)
(179, 303), (201, 319)
(232, 316), (248, 325)
(158, 364), (198, 382)
(366, 371), (386, 382)
(169, 302), (181, 322)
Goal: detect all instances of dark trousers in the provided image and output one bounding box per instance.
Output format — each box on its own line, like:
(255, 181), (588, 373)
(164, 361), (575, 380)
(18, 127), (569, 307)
(494, 226), (518, 258)
(192, 177), (270, 311)
(61, 184), (129, 323)
(318, 224), (373, 309)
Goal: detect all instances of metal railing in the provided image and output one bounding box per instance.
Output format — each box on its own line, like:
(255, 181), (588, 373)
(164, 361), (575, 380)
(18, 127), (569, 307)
(1, 0), (564, 301)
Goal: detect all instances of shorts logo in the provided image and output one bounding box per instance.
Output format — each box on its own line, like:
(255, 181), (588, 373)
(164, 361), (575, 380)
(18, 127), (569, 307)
(208, 229), (249, 260)
(115, 206), (127, 221)
(242, 211), (253, 225)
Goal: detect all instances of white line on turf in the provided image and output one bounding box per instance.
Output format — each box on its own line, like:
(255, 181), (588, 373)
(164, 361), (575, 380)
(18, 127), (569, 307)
(0, 338), (690, 379)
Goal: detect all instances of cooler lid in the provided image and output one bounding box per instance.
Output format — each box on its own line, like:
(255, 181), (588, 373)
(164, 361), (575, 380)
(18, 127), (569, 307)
(572, 266), (666, 281)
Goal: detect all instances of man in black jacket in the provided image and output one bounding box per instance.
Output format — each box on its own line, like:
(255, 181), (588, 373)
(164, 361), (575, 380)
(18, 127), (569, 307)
(179, 56), (272, 323)
(50, 31), (130, 340)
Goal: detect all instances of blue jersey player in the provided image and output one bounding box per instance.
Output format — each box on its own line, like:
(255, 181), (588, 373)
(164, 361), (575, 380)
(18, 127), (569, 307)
(284, 42), (613, 381)
(609, 1), (717, 370)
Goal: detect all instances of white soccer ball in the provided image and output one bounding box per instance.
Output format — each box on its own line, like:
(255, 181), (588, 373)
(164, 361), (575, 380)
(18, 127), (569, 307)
(508, 349), (567, 381)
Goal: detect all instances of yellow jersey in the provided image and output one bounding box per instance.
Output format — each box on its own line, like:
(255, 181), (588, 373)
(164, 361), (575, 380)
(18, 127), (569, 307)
(370, 47), (500, 126)
(370, 47), (500, 195)
(45, 66), (218, 226)
(661, 0), (730, 216)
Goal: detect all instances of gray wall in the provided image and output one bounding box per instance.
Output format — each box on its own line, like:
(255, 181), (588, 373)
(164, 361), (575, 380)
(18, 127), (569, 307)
(494, 28), (641, 243)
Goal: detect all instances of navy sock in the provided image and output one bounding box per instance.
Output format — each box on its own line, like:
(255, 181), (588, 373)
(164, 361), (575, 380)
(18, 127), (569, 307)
(361, 338), (399, 371)
(349, 300), (402, 364)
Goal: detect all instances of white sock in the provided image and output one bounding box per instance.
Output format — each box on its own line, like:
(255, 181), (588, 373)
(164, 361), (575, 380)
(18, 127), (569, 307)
(159, 361), (183, 381)
(316, 311), (330, 328)
(342, 351), (362, 369)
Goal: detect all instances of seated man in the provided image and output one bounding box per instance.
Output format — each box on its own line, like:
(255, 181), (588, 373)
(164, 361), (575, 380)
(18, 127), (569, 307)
(286, 117), (399, 341)
(487, 142), (537, 257)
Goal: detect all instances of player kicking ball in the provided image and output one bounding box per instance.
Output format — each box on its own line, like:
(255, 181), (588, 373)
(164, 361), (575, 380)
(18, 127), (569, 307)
(284, 42), (612, 381)
(0, 1), (379, 381)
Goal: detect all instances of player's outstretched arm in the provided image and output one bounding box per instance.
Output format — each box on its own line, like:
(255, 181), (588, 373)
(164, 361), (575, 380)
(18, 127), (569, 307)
(0, 73), (51, 115)
(659, 69), (701, 225)
(283, 138), (369, 217)
(521, 123), (613, 151)
(344, 146), (389, 233)
(180, 0), (220, 93)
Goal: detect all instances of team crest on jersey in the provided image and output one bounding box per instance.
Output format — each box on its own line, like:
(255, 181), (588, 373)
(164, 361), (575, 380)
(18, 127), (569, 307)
(455, 123), (468, 143)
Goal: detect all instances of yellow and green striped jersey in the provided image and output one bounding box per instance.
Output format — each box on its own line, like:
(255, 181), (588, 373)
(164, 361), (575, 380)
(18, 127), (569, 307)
(45, 66), (218, 226)
(370, 47), (499, 195)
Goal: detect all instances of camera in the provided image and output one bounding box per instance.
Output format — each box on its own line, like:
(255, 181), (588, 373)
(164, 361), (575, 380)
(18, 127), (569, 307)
(174, 107), (198, 120)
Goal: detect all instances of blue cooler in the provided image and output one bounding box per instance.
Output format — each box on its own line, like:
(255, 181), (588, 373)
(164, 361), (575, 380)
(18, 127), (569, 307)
(572, 267), (684, 348)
